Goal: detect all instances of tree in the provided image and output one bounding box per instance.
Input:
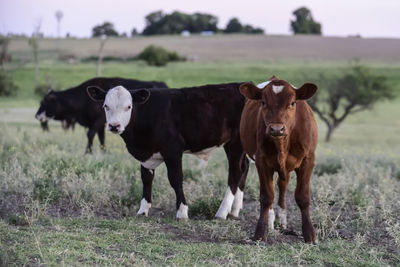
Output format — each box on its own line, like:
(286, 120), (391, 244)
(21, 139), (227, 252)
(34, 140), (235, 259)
(96, 35), (107, 76)
(224, 18), (242, 33)
(142, 11), (218, 35)
(0, 36), (11, 69)
(290, 7), (321, 35)
(55, 10), (63, 38)
(224, 18), (264, 34)
(309, 64), (395, 142)
(92, 22), (119, 37)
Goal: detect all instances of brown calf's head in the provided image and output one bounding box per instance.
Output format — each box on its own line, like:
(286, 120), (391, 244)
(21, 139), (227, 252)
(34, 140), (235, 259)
(240, 78), (317, 138)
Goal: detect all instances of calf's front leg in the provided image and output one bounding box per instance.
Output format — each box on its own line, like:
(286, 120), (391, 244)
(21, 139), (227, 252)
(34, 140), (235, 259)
(253, 158), (275, 241)
(164, 152), (188, 220)
(295, 156), (316, 243)
(137, 166), (155, 216)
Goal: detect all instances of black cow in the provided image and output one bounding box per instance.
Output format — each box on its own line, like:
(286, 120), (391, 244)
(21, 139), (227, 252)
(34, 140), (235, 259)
(35, 77), (168, 153)
(87, 83), (250, 220)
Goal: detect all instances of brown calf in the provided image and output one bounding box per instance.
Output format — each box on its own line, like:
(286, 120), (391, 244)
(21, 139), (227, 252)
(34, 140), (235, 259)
(239, 76), (318, 243)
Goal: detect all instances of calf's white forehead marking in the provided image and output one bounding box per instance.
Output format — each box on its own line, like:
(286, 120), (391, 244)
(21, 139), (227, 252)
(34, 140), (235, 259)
(104, 86), (132, 133)
(272, 85), (284, 94)
(257, 81), (271, 89)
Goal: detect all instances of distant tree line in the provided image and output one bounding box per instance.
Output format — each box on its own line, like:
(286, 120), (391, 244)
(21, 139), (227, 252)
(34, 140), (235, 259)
(91, 10), (265, 37)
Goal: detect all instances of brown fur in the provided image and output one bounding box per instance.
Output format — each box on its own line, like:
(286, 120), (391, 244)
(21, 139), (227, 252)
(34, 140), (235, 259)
(239, 77), (318, 243)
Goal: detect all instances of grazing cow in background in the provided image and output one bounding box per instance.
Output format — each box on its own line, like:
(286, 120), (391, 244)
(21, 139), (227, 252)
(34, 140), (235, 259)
(239, 76), (318, 243)
(35, 77), (168, 153)
(87, 83), (249, 220)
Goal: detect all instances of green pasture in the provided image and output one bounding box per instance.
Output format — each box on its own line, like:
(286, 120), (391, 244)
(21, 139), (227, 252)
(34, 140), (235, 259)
(1, 36), (400, 265)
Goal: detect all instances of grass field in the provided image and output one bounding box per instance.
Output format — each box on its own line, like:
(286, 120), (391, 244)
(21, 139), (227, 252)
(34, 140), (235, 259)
(1, 35), (400, 265)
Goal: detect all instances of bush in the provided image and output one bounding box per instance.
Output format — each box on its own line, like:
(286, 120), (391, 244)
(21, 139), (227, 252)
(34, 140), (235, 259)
(0, 70), (18, 96)
(314, 157), (342, 176)
(189, 197), (221, 219)
(33, 178), (63, 203)
(136, 45), (184, 66)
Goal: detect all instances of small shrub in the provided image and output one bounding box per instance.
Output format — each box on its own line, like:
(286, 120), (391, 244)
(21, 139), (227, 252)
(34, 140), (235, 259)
(314, 157), (342, 176)
(33, 178), (63, 203)
(0, 70), (18, 96)
(136, 45), (185, 66)
(189, 197), (221, 219)
(8, 214), (29, 226)
(121, 178), (142, 208)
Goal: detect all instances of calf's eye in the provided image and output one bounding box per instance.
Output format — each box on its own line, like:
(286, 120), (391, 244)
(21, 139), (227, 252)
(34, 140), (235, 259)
(103, 104), (110, 111)
(290, 101), (296, 108)
(125, 105), (131, 111)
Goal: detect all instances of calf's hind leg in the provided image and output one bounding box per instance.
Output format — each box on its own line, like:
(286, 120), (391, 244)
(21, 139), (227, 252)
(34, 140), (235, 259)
(215, 139), (249, 219)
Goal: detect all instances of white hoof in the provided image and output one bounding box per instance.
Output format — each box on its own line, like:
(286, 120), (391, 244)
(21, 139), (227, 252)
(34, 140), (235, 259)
(268, 208), (275, 230)
(277, 206), (287, 229)
(229, 189), (244, 218)
(137, 198), (151, 216)
(215, 187), (235, 219)
(176, 203), (189, 220)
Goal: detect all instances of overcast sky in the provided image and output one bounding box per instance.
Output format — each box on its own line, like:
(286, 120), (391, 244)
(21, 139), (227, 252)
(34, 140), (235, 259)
(1, 0), (399, 38)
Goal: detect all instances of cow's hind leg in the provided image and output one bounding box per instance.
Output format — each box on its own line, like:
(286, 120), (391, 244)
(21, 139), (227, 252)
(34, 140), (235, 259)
(137, 165), (155, 216)
(295, 155), (316, 243)
(215, 138), (249, 219)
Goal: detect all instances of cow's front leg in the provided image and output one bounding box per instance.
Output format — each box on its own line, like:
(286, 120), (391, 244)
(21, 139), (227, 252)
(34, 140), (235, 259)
(97, 126), (106, 151)
(253, 156), (274, 241)
(86, 127), (96, 153)
(295, 155), (316, 243)
(137, 165), (155, 216)
(164, 152), (188, 220)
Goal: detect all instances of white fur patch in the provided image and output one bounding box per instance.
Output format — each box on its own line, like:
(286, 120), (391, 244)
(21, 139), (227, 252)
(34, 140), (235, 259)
(103, 86), (132, 134)
(35, 111), (49, 122)
(137, 198), (151, 216)
(189, 146), (217, 161)
(277, 206), (287, 229)
(229, 189), (244, 217)
(140, 153), (164, 170)
(257, 81), (271, 89)
(176, 203), (189, 219)
(272, 85), (284, 94)
(215, 187), (235, 219)
(268, 208), (275, 230)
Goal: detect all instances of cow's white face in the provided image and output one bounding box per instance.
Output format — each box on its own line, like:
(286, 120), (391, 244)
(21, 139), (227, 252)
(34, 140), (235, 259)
(103, 86), (132, 134)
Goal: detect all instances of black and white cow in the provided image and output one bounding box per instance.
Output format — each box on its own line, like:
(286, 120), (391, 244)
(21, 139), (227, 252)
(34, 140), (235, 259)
(35, 77), (168, 153)
(87, 83), (250, 220)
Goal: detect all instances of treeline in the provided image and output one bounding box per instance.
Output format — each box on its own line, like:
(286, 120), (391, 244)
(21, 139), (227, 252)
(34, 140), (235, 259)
(93, 10), (264, 37)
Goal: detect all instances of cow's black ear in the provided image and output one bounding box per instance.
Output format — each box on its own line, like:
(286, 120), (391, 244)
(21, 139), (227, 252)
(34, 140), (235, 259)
(131, 89), (150, 104)
(87, 86), (107, 102)
(295, 83), (318, 100)
(239, 82), (262, 100)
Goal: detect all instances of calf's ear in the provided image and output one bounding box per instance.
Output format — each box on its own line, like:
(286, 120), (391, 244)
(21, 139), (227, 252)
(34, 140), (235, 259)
(87, 86), (107, 102)
(239, 82), (262, 100)
(131, 89), (150, 104)
(295, 83), (318, 100)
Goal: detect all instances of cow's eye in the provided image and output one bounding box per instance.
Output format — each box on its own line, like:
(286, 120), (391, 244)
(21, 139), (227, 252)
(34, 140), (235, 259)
(289, 101), (296, 108)
(125, 105), (131, 111)
(103, 104), (110, 111)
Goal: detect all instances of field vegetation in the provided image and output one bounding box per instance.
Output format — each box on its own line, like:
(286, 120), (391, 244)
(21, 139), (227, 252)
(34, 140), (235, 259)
(0, 35), (400, 265)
